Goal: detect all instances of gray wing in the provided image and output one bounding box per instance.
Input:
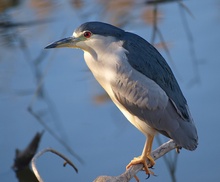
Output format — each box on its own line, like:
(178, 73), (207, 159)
(122, 32), (189, 120)
(110, 51), (198, 150)
(111, 66), (170, 130)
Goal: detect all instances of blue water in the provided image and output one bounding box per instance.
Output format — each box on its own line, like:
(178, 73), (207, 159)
(0, 0), (220, 181)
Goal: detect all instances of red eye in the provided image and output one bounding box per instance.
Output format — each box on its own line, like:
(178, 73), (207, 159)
(83, 31), (92, 38)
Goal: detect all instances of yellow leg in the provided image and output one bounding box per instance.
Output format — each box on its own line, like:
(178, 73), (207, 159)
(126, 134), (155, 177)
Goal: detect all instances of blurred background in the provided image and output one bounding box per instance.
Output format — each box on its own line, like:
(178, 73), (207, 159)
(0, 0), (220, 181)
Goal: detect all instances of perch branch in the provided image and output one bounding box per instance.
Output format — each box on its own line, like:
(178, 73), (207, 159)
(94, 140), (177, 182)
(31, 148), (78, 182)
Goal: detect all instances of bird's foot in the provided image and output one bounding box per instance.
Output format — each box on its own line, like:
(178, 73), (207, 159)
(175, 146), (182, 153)
(126, 155), (155, 177)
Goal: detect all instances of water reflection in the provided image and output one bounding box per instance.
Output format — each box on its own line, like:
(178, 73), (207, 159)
(0, 0), (218, 182)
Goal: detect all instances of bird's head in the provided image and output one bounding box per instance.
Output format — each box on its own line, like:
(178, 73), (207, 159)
(45, 22), (125, 53)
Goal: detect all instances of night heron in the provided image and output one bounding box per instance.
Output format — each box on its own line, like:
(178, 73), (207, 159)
(45, 21), (198, 177)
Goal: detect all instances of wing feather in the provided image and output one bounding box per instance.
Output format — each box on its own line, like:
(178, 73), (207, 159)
(122, 32), (190, 120)
(111, 65), (169, 128)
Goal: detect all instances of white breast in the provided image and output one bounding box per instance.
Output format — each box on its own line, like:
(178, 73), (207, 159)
(83, 39), (125, 92)
(83, 40), (156, 137)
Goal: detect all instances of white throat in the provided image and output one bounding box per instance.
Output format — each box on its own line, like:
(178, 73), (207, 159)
(83, 37), (127, 89)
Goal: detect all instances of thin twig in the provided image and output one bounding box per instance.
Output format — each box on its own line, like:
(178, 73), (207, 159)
(156, 136), (178, 182)
(150, 4), (182, 80)
(27, 48), (84, 164)
(178, 3), (201, 87)
(31, 148), (78, 182)
(28, 107), (83, 164)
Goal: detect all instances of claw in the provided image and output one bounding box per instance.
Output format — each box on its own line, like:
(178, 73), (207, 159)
(146, 173), (150, 179)
(176, 146), (182, 153)
(126, 155), (155, 176)
(147, 155), (155, 168)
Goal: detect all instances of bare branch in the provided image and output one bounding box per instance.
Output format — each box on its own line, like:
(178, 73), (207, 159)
(31, 148), (78, 182)
(94, 140), (177, 182)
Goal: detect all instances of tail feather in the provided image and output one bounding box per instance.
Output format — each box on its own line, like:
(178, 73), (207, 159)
(169, 121), (198, 151)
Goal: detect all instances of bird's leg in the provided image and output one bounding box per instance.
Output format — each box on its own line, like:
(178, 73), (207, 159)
(126, 134), (155, 176)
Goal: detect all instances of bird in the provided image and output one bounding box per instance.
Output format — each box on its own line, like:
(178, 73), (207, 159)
(45, 21), (198, 177)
